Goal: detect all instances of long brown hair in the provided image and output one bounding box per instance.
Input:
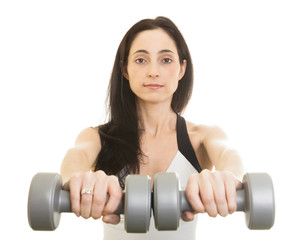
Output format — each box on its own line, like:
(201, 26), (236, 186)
(94, 17), (194, 187)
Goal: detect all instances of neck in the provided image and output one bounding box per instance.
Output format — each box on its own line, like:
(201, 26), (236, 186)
(136, 100), (177, 137)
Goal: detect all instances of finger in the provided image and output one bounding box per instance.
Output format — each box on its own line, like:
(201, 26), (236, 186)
(199, 178), (217, 217)
(102, 214), (121, 225)
(181, 211), (195, 222)
(185, 174), (205, 214)
(91, 177), (107, 219)
(211, 174), (228, 217)
(80, 173), (95, 219)
(225, 176), (240, 214)
(69, 173), (82, 217)
(103, 175), (123, 215)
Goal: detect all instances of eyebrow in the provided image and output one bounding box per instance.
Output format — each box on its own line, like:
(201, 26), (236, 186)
(132, 49), (175, 55)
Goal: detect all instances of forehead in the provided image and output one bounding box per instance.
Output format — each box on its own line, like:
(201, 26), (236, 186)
(129, 28), (178, 55)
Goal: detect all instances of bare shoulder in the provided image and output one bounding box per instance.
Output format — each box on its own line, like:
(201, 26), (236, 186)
(74, 127), (102, 162)
(75, 127), (101, 147)
(185, 120), (227, 144)
(185, 120), (230, 170)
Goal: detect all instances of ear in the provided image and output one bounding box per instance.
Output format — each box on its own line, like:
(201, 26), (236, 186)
(120, 61), (129, 80)
(178, 60), (187, 81)
(123, 67), (129, 80)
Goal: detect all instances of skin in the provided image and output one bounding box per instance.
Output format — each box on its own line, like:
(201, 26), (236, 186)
(60, 28), (244, 225)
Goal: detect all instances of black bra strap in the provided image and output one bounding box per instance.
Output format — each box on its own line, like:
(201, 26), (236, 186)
(177, 114), (202, 173)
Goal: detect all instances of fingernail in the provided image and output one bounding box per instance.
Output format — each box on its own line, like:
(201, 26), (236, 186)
(75, 212), (80, 217)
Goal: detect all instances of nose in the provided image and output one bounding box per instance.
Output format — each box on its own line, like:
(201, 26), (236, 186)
(147, 63), (159, 78)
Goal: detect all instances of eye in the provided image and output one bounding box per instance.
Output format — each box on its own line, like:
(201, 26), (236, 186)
(135, 58), (146, 64)
(162, 58), (173, 64)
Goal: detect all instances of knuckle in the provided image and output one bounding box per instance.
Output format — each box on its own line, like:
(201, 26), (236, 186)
(201, 169), (211, 178)
(215, 198), (226, 207)
(186, 188), (198, 201)
(213, 170), (221, 177)
(73, 172), (83, 179)
(95, 170), (106, 178)
(70, 192), (80, 206)
(186, 191), (198, 204)
(93, 195), (106, 207)
(83, 171), (91, 178)
(212, 171), (222, 182)
(202, 194), (214, 205)
(81, 195), (93, 206)
(226, 191), (236, 203)
(189, 173), (198, 180)
(185, 187), (194, 199)
(185, 190), (205, 213)
(70, 173), (83, 185)
(108, 175), (119, 184)
(93, 198), (103, 207)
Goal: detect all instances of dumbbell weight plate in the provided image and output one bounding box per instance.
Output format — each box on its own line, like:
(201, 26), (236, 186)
(28, 173), (66, 230)
(243, 173), (275, 229)
(124, 175), (151, 233)
(153, 172), (181, 230)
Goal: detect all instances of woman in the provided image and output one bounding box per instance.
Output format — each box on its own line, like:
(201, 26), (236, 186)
(61, 16), (244, 239)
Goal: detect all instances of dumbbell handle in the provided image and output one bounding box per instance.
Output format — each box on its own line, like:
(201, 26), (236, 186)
(179, 188), (245, 212)
(58, 189), (124, 214)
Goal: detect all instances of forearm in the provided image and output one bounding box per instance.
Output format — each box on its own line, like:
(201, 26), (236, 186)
(214, 148), (245, 180)
(60, 147), (92, 189)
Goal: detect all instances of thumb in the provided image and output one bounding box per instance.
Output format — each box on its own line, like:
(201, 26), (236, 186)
(181, 211), (195, 222)
(102, 214), (121, 225)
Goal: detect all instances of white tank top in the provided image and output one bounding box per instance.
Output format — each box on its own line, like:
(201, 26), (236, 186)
(103, 151), (199, 240)
(102, 115), (202, 240)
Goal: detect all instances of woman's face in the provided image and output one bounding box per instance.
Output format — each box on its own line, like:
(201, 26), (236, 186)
(125, 28), (186, 106)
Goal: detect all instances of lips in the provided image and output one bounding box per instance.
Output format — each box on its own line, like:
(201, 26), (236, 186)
(143, 84), (164, 90)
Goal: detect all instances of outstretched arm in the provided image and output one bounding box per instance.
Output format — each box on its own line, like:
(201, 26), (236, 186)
(184, 125), (244, 220)
(60, 127), (101, 188)
(202, 125), (244, 179)
(60, 127), (122, 223)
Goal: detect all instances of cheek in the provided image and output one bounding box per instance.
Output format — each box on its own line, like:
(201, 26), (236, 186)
(166, 63), (182, 78)
(127, 70), (142, 93)
(127, 65), (141, 82)
(166, 67), (182, 84)
(169, 80), (179, 93)
(127, 73), (141, 90)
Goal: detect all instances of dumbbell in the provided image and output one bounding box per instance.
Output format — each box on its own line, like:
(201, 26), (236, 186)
(28, 173), (151, 233)
(153, 172), (275, 230)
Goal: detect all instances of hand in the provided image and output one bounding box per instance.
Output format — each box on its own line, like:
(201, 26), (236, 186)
(69, 170), (123, 224)
(183, 169), (242, 221)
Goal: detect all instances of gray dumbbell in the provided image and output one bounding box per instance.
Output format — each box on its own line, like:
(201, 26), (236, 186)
(153, 172), (275, 230)
(28, 173), (151, 233)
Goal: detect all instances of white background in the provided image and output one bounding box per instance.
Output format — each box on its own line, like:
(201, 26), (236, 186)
(1, 0), (299, 239)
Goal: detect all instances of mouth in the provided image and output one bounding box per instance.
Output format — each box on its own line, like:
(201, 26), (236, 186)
(143, 84), (164, 90)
